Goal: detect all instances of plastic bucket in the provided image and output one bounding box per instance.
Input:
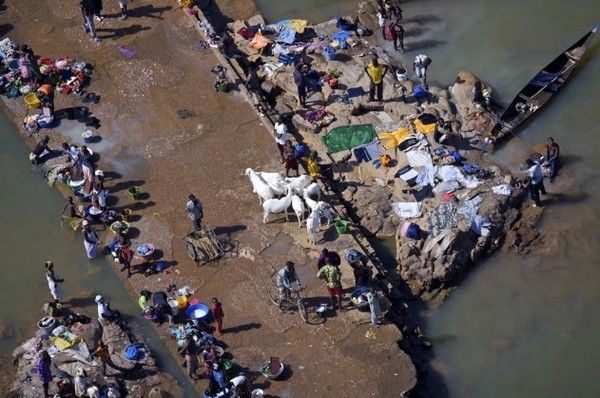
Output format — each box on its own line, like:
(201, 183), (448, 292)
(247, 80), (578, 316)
(38, 316), (57, 336)
(186, 303), (210, 320)
(176, 295), (188, 309)
(335, 219), (348, 235)
(8, 59), (19, 71)
(24, 92), (41, 109)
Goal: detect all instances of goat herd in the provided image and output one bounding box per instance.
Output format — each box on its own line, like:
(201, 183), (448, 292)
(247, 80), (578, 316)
(245, 168), (335, 244)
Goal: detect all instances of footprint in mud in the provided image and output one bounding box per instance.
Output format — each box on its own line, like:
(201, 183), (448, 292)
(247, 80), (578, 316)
(177, 109), (197, 119)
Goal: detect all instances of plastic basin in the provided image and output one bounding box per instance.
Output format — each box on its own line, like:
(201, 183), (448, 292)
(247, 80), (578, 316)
(186, 303), (210, 320)
(24, 92), (41, 108)
(335, 219), (348, 235)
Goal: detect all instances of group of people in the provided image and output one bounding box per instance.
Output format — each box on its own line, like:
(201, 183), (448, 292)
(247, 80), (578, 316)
(276, 248), (384, 326)
(79, 0), (132, 42)
(524, 137), (560, 207)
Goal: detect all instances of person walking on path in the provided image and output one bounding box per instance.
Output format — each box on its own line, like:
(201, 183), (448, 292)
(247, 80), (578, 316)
(45, 261), (64, 303)
(79, 0), (100, 42)
(293, 63), (307, 108)
(118, 0), (130, 20)
(273, 116), (288, 162)
(525, 158), (547, 207)
(82, 220), (100, 259)
(545, 137), (560, 182)
(283, 140), (299, 177)
(186, 194), (203, 232)
(117, 237), (134, 278)
(245, 67), (264, 116)
(211, 298), (225, 335)
(365, 56), (388, 102)
(36, 350), (52, 397)
(93, 340), (110, 376)
(413, 54), (431, 87)
(317, 263), (343, 312)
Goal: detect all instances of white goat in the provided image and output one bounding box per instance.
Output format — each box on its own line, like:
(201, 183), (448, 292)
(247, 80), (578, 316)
(303, 190), (334, 227)
(303, 182), (321, 202)
(245, 168), (275, 205)
(262, 186), (293, 224)
(306, 208), (321, 245)
(291, 195), (306, 228)
(285, 174), (312, 195)
(254, 171), (287, 196)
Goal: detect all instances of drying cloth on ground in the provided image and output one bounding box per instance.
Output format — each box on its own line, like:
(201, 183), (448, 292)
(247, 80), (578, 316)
(413, 184), (434, 201)
(273, 19), (308, 33)
(306, 40), (328, 52)
(432, 180), (459, 194)
(438, 165), (481, 189)
(378, 128), (411, 149)
(422, 229), (457, 258)
(406, 148), (433, 168)
(457, 194), (483, 224)
(471, 215), (491, 236)
(276, 28), (297, 44)
(392, 202), (422, 218)
(322, 124), (376, 153)
(346, 86), (366, 98)
(237, 27), (255, 39)
(396, 165), (418, 183)
(414, 116), (437, 134)
(428, 202), (457, 237)
(492, 184), (512, 196)
(332, 31), (351, 42)
(416, 165), (438, 187)
(353, 140), (382, 162)
(250, 31), (271, 50)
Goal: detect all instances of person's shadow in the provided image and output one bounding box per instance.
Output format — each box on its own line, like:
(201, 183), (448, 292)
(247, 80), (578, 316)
(97, 24), (151, 40)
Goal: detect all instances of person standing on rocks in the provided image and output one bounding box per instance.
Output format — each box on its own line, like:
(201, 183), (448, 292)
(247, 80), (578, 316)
(392, 20), (405, 52)
(525, 158), (547, 207)
(186, 194), (203, 232)
(45, 261), (64, 304)
(245, 67), (264, 116)
(273, 116), (288, 162)
(413, 54), (431, 87)
(283, 140), (299, 177)
(545, 137), (560, 182)
(93, 340), (110, 376)
(365, 56), (388, 102)
(36, 350), (52, 397)
(79, 0), (100, 42)
(293, 63), (307, 108)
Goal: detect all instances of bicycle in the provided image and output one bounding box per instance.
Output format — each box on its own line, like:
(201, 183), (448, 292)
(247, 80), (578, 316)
(268, 282), (307, 323)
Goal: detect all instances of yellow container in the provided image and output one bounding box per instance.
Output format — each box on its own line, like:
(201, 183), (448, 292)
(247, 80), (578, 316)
(176, 295), (188, 309)
(24, 92), (41, 109)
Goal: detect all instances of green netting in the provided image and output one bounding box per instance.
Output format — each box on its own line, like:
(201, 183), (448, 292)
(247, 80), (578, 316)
(321, 124), (377, 154)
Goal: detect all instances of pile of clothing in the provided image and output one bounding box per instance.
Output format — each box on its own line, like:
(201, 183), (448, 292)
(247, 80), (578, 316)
(0, 38), (92, 98)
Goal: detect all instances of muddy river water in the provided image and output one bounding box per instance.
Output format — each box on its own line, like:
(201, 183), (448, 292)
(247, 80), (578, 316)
(0, 0), (598, 397)
(256, 0), (600, 396)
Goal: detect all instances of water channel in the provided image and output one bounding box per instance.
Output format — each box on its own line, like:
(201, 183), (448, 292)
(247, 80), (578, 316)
(257, 0), (600, 396)
(0, 111), (194, 395)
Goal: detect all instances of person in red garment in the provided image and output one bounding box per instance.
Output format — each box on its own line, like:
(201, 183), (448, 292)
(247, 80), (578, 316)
(211, 297), (225, 335)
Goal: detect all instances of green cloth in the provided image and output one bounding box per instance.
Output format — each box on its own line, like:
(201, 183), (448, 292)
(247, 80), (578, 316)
(321, 124), (377, 154)
(317, 265), (341, 288)
(138, 295), (149, 310)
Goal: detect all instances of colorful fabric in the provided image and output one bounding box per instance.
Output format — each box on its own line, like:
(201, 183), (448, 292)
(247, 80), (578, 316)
(378, 128), (411, 149)
(414, 118), (437, 134)
(322, 124), (377, 154)
(250, 31), (271, 50)
(317, 265), (341, 288)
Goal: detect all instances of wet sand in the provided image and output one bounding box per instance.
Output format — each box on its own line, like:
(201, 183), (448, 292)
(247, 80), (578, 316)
(0, 0), (415, 396)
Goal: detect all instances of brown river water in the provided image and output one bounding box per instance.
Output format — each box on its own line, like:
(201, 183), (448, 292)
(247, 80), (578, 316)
(255, 0), (600, 396)
(0, 0), (597, 397)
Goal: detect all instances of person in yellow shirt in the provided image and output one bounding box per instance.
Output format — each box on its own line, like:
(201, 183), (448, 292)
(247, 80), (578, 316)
(307, 151), (321, 180)
(364, 56), (388, 102)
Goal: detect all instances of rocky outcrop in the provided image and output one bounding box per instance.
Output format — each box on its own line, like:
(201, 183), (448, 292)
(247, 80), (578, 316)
(8, 318), (177, 398)
(348, 185), (399, 236)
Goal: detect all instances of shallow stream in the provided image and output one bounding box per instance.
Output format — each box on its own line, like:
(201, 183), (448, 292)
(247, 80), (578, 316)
(0, 111), (194, 395)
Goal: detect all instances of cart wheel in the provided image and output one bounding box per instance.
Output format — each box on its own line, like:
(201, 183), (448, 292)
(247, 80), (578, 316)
(297, 298), (307, 322)
(186, 241), (198, 262)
